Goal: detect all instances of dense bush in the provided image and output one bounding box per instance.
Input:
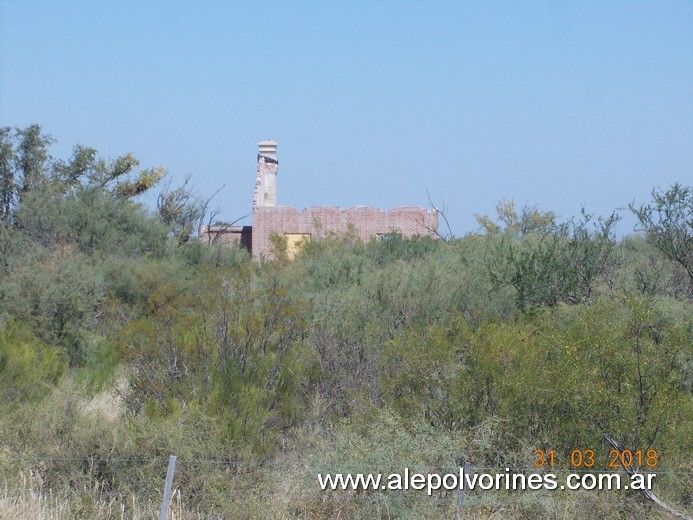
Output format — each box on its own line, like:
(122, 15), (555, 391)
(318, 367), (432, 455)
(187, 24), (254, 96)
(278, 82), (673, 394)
(0, 127), (690, 518)
(0, 319), (66, 403)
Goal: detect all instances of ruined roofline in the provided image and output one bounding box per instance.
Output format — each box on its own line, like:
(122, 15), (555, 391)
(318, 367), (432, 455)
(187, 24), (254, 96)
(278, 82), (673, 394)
(201, 225), (250, 233)
(253, 205), (438, 215)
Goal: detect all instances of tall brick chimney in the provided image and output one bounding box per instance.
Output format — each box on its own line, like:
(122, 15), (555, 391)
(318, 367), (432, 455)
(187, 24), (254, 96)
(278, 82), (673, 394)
(253, 139), (278, 207)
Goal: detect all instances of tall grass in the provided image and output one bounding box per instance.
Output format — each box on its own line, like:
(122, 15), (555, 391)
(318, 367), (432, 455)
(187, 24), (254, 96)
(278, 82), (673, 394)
(0, 476), (197, 520)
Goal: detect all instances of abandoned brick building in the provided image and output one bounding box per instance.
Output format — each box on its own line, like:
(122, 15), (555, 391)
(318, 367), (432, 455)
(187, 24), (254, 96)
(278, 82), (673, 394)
(200, 140), (439, 258)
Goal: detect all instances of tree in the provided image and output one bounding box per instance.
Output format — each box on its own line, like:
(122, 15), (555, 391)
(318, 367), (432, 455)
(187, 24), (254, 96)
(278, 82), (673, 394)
(16, 124), (53, 194)
(157, 174), (215, 244)
(0, 128), (15, 221)
(631, 183), (693, 286)
(487, 207), (620, 311)
(475, 199), (555, 237)
(0, 125), (167, 232)
(0, 125), (53, 221)
(52, 145), (165, 197)
(559, 209), (620, 302)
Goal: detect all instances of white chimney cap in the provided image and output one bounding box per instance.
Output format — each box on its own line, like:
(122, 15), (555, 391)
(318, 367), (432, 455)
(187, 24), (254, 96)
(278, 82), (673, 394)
(257, 140), (278, 157)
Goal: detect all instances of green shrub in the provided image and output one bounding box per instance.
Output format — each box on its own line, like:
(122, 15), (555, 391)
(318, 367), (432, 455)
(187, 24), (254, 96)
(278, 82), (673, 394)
(0, 319), (66, 403)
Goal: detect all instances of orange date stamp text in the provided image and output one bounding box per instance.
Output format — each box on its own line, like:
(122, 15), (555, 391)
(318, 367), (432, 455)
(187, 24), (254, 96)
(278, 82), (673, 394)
(533, 449), (658, 469)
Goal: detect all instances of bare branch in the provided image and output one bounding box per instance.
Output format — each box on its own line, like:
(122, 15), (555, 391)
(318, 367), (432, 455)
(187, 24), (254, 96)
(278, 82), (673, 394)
(426, 189), (453, 241)
(603, 433), (690, 520)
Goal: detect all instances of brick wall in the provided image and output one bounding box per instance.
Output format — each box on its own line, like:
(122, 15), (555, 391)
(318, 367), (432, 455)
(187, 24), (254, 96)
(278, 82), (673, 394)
(252, 205), (438, 259)
(199, 225), (252, 250)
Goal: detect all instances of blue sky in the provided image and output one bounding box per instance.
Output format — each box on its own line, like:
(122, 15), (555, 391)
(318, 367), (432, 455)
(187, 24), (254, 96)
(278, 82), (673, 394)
(1, 1), (691, 235)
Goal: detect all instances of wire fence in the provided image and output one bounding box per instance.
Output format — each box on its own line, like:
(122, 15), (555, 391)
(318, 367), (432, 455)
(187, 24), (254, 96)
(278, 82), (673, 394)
(1, 455), (691, 518)
(2, 455), (691, 473)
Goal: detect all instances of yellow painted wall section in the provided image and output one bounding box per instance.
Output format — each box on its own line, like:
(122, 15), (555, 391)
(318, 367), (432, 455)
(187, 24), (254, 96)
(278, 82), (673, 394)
(285, 233), (311, 260)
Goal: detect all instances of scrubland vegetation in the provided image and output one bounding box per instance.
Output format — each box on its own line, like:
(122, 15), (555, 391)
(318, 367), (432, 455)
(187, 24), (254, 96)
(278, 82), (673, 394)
(0, 126), (691, 518)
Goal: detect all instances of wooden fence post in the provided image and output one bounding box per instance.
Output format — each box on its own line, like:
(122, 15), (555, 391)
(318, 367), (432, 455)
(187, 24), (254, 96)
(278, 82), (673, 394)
(159, 455), (177, 520)
(455, 462), (470, 519)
